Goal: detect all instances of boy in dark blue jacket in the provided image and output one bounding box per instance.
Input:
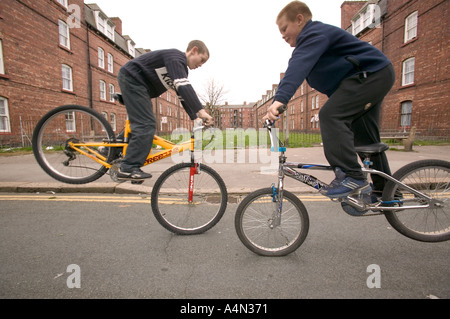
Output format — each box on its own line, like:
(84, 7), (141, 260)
(117, 40), (213, 181)
(264, 1), (395, 199)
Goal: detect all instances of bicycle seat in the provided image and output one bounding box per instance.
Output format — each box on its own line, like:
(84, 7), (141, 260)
(113, 93), (125, 105)
(355, 143), (389, 155)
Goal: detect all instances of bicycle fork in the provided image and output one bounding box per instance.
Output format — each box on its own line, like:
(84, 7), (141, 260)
(270, 154), (287, 228)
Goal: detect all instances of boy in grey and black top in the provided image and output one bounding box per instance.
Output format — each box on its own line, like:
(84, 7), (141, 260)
(116, 40), (213, 180)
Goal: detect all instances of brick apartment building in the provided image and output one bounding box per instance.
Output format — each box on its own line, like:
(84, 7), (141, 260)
(254, 0), (449, 138)
(0, 0), (188, 147)
(216, 101), (256, 129)
(254, 75), (327, 133)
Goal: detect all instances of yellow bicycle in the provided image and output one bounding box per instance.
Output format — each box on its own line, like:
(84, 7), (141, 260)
(32, 96), (227, 235)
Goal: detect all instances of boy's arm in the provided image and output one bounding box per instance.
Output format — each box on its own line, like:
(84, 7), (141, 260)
(274, 35), (329, 104)
(166, 60), (203, 120)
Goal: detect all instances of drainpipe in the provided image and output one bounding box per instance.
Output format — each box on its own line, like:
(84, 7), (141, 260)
(86, 25), (93, 109)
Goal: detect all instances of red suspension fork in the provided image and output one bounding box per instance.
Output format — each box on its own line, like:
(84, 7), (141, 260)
(188, 163), (198, 203)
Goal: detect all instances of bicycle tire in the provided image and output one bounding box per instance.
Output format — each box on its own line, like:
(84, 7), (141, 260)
(235, 188), (309, 256)
(151, 163), (228, 235)
(32, 105), (117, 184)
(383, 159), (450, 242)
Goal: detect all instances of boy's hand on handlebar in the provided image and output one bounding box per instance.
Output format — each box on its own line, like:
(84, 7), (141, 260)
(197, 109), (214, 126)
(263, 101), (286, 122)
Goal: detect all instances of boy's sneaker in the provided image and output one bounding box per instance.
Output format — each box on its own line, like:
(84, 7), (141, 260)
(321, 176), (372, 199)
(117, 168), (152, 181)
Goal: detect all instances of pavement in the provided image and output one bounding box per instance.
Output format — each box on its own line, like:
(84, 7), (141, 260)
(0, 145), (449, 195)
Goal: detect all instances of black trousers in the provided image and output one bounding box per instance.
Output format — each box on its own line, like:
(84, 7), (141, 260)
(117, 70), (156, 172)
(319, 64), (395, 191)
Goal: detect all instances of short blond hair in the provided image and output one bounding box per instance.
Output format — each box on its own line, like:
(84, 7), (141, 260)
(187, 40), (210, 57)
(277, 1), (312, 23)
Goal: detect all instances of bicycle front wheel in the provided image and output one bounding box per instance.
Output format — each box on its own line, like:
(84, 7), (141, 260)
(151, 163), (228, 235)
(235, 188), (309, 256)
(383, 159), (450, 242)
(32, 105), (116, 184)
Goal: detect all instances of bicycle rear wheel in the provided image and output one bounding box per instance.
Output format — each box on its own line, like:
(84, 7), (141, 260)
(151, 163), (228, 235)
(235, 188), (309, 256)
(32, 105), (116, 184)
(383, 159), (450, 242)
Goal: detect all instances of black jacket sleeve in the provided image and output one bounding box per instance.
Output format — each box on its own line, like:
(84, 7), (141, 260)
(165, 58), (203, 120)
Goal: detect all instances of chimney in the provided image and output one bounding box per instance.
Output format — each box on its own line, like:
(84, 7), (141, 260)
(110, 17), (122, 35)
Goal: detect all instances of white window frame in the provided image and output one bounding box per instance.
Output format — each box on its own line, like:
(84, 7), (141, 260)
(0, 39), (4, 75)
(100, 80), (106, 100)
(0, 97), (11, 133)
(400, 101), (413, 128)
(404, 11), (418, 43)
(127, 39), (135, 57)
(58, 20), (70, 49)
(62, 64), (73, 91)
(107, 53), (114, 73)
(65, 111), (76, 132)
(98, 47), (105, 69)
(106, 23), (115, 41)
(110, 113), (117, 131)
(402, 57), (415, 86)
(109, 84), (115, 102)
(57, 0), (68, 8)
(97, 15), (106, 34)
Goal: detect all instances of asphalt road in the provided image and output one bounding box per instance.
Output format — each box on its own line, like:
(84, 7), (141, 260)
(1, 193), (448, 301)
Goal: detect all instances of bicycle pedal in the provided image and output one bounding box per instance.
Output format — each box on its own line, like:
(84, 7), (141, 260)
(131, 180), (144, 184)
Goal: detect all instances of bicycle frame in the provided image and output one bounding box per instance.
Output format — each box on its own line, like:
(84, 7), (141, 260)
(67, 119), (203, 169)
(266, 121), (437, 215)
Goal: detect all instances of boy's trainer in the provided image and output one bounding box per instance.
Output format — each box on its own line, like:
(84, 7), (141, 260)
(321, 177), (372, 199)
(117, 168), (152, 181)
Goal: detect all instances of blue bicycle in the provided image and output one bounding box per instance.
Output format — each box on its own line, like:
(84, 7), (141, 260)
(235, 110), (450, 256)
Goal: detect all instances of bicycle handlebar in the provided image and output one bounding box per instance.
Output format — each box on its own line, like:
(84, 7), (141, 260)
(264, 104), (287, 128)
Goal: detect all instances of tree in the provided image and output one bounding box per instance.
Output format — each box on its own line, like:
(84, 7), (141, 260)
(199, 78), (228, 127)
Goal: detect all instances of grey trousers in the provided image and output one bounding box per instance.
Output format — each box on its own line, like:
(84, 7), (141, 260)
(319, 64), (395, 191)
(117, 70), (156, 172)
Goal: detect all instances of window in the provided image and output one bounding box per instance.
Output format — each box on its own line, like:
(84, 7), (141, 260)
(98, 47), (104, 68)
(58, 20), (70, 49)
(100, 81), (106, 100)
(127, 39), (135, 57)
(351, 4), (378, 36)
(109, 84), (115, 102)
(0, 39), (4, 75)
(315, 95), (319, 109)
(97, 15), (106, 34)
(110, 113), (117, 131)
(353, 15), (362, 35)
(0, 97), (11, 133)
(57, 0), (68, 8)
(62, 64), (73, 91)
(405, 11), (418, 43)
(107, 53), (114, 73)
(65, 111), (75, 132)
(400, 101), (413, 128)
(402, 57), (415, 86)
(106, 23), (115, 41)
(312, 96), (315, 109)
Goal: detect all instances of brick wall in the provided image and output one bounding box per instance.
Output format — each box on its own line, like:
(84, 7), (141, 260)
(0, 0), (186, 147)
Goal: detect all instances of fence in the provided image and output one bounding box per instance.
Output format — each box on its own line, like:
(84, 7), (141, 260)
(1, 116), (448, 151)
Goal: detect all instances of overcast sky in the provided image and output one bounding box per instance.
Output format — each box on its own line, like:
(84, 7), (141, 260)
(87, 0), (344, 104)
